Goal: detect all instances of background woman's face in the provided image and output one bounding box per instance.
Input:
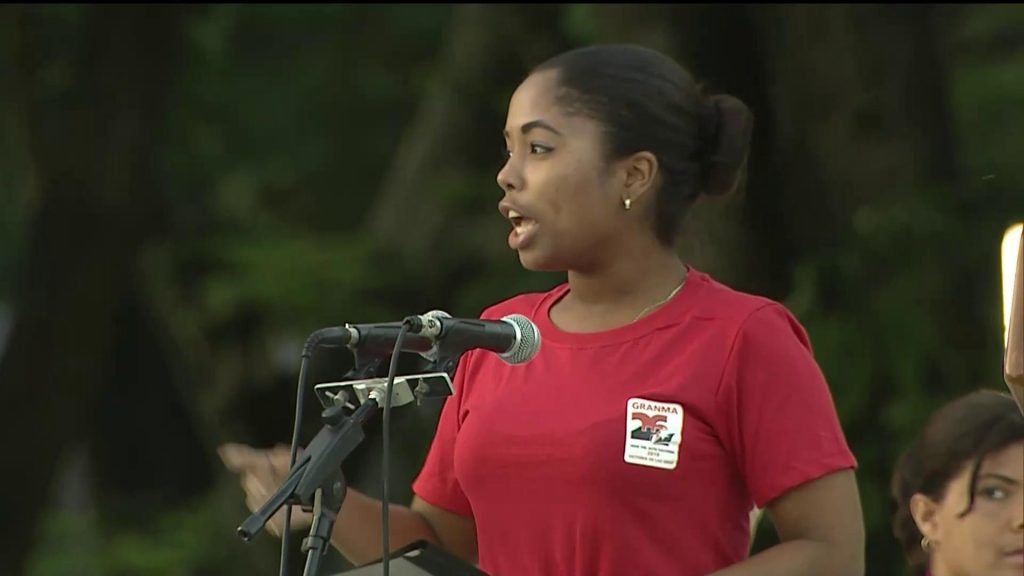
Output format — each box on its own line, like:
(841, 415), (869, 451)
(925, 442), (1024, 576)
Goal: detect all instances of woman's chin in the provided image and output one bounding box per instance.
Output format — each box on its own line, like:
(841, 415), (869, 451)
(517, 248), (563, 273)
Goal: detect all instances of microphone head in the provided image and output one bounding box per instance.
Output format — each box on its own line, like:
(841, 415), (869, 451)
(499, 314), (541, 365)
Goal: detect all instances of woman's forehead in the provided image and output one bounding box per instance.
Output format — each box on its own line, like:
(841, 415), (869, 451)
(504, 72), (603, 142)
(505, 73), (563, 128)
(978, 441), (1024, 475)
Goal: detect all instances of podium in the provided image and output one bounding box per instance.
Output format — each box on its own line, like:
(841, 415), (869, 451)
(334, 541), (487, 575)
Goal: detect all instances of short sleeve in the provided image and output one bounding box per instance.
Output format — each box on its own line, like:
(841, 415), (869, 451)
(716, 304), (857, 508)
(411, 352), (475, 517)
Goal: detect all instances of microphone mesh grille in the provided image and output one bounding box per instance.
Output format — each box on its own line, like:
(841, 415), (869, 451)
(500, 314), (541, 365)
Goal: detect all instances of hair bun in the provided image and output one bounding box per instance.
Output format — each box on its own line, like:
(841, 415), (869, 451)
(697, 94), (754, 197)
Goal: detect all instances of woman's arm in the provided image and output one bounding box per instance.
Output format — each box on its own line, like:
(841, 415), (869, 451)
(710, 469), (865, 576)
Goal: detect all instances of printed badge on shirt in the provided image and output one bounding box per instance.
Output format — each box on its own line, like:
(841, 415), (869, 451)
(624, 397), (685, 470)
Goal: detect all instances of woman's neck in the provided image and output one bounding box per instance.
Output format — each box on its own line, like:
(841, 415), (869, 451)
(557, 237), (692, 327)
(567, 252), (685, 305)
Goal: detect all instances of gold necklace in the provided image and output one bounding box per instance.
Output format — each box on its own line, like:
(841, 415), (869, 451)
(632, 274), (687, 322)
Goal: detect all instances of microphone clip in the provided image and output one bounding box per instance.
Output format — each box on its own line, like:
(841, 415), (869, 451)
(313, 371), (455, 411)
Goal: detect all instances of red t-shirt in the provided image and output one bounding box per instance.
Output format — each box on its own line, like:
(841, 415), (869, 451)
(412, 269), (857, 576)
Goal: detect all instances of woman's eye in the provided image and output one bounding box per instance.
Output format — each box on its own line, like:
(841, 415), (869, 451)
(503, 143), (552, 159)
(978, 486), (1008, 500)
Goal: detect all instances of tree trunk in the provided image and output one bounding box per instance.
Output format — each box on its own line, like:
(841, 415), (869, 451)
(0, 6), (190, 572)
(748, 3), (963, 562)
(752, 5), (958, 254)
(365, 4), (567, 277)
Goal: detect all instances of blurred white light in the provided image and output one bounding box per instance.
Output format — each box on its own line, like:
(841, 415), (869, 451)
(1003, 223), (1023, 347)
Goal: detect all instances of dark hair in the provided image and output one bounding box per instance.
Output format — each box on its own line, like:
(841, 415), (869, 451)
(531, 44), (754, 247)
(890, 390), (1024, 575)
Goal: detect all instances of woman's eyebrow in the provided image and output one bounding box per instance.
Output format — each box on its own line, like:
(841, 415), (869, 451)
(503, 119), (563, 139)
(977, 473), (1021, 485)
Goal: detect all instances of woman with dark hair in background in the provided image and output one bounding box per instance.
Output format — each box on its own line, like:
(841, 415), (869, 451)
(891, 390), (1024, 576)
(222, 44), (865, 575)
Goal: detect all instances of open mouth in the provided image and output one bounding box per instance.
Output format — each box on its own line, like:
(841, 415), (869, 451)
(506, 209), (538, 249)
(508, 210), (535, 231)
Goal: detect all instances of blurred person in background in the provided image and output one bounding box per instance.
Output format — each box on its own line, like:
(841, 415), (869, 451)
(221, 44), (865, 576)
(891, 389), (1024, 576)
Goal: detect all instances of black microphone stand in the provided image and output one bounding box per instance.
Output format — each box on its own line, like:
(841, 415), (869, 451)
(235, 322), (473, 576)
(238, 398), (379, 576)
(237, 323), (391, 576)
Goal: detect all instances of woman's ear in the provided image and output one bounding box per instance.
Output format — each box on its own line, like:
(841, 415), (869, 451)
(910, 492), (941, 544)
(617, 151), (659, 207)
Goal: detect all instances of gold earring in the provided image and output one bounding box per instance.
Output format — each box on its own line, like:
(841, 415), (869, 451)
(623, 197), (632, 211)
(920, 536), (931, 552)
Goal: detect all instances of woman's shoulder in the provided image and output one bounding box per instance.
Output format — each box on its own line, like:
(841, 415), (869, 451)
(688, 270), (809, 343)
(690, 270), (784, 321)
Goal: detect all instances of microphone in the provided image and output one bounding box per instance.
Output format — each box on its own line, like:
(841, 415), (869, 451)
(302, 321), (437, 358)
(404, 311), (541, 365)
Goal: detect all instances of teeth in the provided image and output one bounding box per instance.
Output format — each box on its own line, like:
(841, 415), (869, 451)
(508, 209), (522, 219)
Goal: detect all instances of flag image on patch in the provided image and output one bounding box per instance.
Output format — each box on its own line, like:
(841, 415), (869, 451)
(624, 397), (684, 470)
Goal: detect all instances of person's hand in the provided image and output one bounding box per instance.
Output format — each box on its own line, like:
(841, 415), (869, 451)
(218, 442), (312, 537)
